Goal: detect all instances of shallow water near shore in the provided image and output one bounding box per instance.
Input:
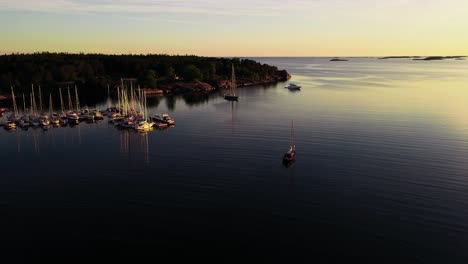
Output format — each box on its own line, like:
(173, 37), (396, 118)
(1, 57), (468, 261)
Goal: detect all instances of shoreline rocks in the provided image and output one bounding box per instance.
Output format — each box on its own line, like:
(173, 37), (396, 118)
(158, 69), (291, 94)
(160, 81), (216, 94)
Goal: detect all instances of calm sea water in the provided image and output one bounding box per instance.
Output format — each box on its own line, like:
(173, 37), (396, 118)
(1, 57), (468, 262)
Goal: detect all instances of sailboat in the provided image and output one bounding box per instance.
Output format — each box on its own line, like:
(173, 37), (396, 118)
(8, 86), (20, 123)
(224, 63), (238, 101)
(133, 88), (154, 132)
(49, 94), (60, 125)
(283, 120), (296, 163)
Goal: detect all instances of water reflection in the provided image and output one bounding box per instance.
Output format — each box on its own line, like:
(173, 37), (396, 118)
(282, 159), (295, 168)
(8, 124), (81, 154)
(32, 128), (40, 154)
(120, 130), (150, 163)
(230, 101), (238, 123)
(288, 89), (301, 93)
(165, 96), (176, 110)
(146, 96), (161, 108)
(182, 92), (215, 106)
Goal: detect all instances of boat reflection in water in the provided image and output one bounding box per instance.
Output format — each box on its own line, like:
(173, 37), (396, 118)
(282, 158), (296, 168)
(282, 120), (296, 167)
(285, 83), (301, 90)
(120, 129), (150, 163)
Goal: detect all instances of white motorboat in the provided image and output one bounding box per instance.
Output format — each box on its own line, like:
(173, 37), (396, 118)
(285, 83), (301, 90)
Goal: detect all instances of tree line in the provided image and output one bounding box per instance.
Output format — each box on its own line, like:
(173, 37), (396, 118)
(0, 52), (280, 95)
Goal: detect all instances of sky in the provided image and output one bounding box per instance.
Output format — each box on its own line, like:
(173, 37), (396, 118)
(1, 0), (467, 56)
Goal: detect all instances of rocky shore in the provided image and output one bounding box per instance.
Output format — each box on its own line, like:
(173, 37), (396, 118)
(157, 69), (291, 94)
(159, 81), (215, 94)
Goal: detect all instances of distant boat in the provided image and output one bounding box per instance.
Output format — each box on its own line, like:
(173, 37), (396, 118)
(283, 120), (296, 164)
(224, 63), (238, 101)
(285, 83), (301, 90)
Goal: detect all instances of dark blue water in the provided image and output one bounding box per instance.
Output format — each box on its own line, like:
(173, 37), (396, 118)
(1, 57), (468, 262)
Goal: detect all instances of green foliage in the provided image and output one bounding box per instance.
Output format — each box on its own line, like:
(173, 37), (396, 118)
(166, 66), (175, 80)
(181, 64), (202, 81)
(0, 53), (280, 94)
(140, 69), (158, 88)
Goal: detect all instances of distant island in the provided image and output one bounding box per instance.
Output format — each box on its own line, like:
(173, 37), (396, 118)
(0, 53), (291, 99)
(378, 56), (421, 59)
(378, 56), (466, 60)
(413, 56), (466, 61)
(330, 58), (349, 61)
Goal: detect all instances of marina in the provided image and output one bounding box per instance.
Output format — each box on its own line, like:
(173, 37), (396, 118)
(0, 84), (175, 133)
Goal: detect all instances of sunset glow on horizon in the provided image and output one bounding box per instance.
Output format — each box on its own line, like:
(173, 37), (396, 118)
(1, 0), (467, 56)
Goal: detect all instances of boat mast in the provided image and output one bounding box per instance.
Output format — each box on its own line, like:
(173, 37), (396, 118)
(117, 85), (121, 114)
(107, 84), (110, 109)
(38, 85), (43, 114)
(75, 86), (80, 112)
(59, 88), (64, 113)
(22, 93), (26, 114)
(49, 93), (53, 114)
(30, 93), (33, 116)
(67, 87), (73, 112)
(231, 63), (236, 96)
(31, 84), (36, 115)
(130, 81), (135, 113)
(11, 86), (18, 117)
(144, 89), (148, 120)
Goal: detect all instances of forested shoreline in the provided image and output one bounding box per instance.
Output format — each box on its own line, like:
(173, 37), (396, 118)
(0, 53), (290, 97)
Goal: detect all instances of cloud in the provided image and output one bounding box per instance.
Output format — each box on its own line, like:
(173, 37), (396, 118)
(0, 0), (309, 17)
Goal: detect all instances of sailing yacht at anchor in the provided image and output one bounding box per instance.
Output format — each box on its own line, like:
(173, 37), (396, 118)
(224, 63), (238, 101)
(283, 120), (296, 164)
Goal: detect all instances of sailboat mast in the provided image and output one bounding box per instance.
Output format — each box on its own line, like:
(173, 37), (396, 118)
(117, 86), (121, 114)
(22, 93), (26, 114)
(30, 93), (33, 116)
(49, 94), (53, 114)
(67, 87), (73, 112)
(231, 63), (236, 96)
(130, 81), (135, 112)
(75, 86), (80, 112)
(31, 84), (36, 115)
(11, 86), (17, 116)
(38, 85), (43, 113)
(59, 88), (64, 113)
(144, 90), (147, 120)
(107, 84), (110, 109)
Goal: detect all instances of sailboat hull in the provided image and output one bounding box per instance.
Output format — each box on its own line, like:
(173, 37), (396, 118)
(224, 95), (238, 101)
(283, 150), (296, 162)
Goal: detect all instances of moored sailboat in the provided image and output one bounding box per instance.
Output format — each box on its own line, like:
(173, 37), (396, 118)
(224, 63), (238, 101)
(283, 120), (296, 164)
(49, 94), (60, 125)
